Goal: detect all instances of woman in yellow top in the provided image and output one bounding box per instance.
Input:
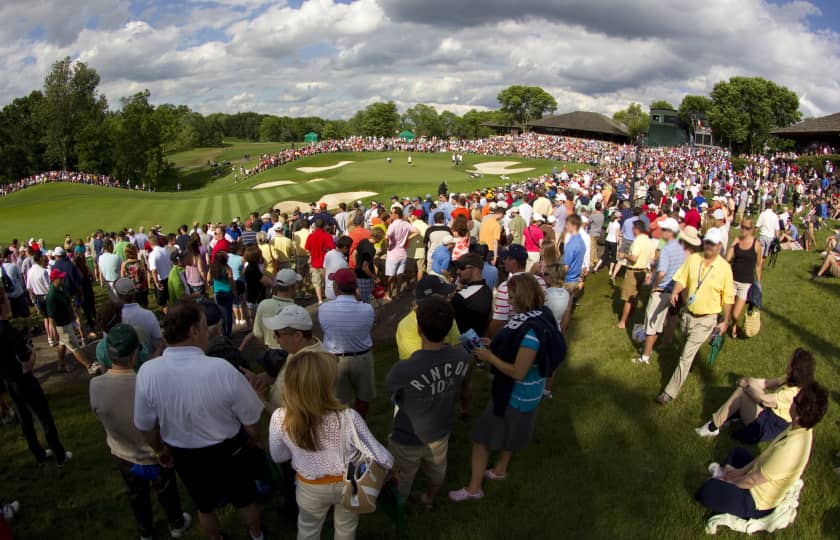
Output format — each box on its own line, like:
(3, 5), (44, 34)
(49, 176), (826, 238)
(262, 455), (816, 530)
(695, 382), (828, 519)
(257, 231), (278, 276)
(695, 348), (815, 443)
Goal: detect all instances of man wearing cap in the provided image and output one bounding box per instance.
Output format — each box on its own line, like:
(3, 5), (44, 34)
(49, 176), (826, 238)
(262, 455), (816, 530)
(658, 227), (735, 404)
(46, 268), (93, 373)
(487, 244), (546, 338)
(633, 218), (686, 365)
(617, 220), (655, 330)
(260, 213), (273, 234)
(0, 286), (72, 466)
(430, 235), (456, 281)
(319, 268), (376, 417)
(524, 214), (544, 269)
(90, 324), (192, 539)
(251, 269), (301, 351)
(323, 236), (352, 302)
(115, 277), (164, 357)
(148, 235), (172, 314)
(304, 217), (335, 305)
(134, 302), (265, 540)
(407, 210), (429, 284)
(508, 205), (525, 246)
(51, 246), (82, 310)
(263, 304), (324, 409)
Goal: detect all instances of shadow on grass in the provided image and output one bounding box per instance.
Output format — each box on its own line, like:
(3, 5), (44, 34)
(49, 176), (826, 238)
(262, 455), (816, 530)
(762, 306), (840, 376)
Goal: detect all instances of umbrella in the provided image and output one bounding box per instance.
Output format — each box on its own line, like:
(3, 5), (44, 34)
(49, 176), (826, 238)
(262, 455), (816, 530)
(708, 332), (724, 365)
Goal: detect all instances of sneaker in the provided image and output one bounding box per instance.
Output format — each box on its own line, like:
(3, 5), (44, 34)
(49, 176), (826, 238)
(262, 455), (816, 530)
(655, 393), (673, 405)
(695, 422), (720, 438)
(631, 356), (650, 365)
(170, 512), (193, 538)
(2, 501), (20, 520)
(448, 487), (484, 502)
(56, 451), (73, 466)
(708, 462), (724, 479)
(542, 389), (553, 399)
(483, 469), (506, 481)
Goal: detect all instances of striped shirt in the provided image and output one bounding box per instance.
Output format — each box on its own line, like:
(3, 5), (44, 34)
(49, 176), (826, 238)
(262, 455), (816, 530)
(318, 295), (374, 354)
(492, 272), (547, 322)
(656, 239), (686, 291)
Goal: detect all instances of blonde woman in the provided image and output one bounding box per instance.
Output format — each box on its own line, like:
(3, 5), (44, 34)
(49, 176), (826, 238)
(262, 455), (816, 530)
(725, 217), (762, 339)
(269, 352), (393, 540)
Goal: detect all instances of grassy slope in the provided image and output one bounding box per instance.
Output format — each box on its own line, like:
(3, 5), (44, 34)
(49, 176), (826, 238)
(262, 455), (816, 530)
(0, 152), (572, 247)
(1, 229), (839, 540)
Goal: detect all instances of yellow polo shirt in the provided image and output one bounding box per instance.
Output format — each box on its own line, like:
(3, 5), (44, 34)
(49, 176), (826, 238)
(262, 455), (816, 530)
(672, 253), (735, 315)
(771, 384), (799, 423)
(749, 427), (812, 510)
(396, 311), (460, 360)
(629, 233), (655, 270)
(479, 217), (501, 249)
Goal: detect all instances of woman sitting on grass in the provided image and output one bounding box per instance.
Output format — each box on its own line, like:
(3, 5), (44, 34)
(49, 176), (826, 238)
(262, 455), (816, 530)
(449, 273), (565, 502)
(695, 382), (828, 520)
(695, 348), (815, 443)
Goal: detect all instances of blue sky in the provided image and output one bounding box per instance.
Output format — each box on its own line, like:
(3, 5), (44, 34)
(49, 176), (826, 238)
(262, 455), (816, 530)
(0, 0), (838, 119)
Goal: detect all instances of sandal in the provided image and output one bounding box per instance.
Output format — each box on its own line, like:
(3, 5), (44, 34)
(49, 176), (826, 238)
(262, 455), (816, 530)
(484, 469), (506, 481)
(448, 487), (484, 502)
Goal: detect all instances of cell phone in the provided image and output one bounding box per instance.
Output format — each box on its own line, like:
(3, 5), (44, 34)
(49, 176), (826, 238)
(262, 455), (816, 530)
(458, 329), (483, 354)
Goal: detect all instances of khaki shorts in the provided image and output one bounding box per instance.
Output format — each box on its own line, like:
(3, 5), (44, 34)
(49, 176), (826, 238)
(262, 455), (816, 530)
(56, 323), (81, 353)
(733, 281), (752, 300)
(335, 350), (376, 404)
(621, 269), (646, 301)
(388, 436), (449, 498)
(644, 290), (671, 335)
(310, 266), (324, 286)
(414, 257), (426, 273)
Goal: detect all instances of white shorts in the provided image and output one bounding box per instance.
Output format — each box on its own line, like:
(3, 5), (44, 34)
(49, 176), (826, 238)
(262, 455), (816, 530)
(644, 290), (671, 335)
(385, 257), (407, 277)
(734, 281), (751, 300)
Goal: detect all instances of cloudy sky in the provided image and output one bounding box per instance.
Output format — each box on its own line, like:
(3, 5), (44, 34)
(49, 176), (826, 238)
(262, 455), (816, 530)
(1, 0), (838, 119)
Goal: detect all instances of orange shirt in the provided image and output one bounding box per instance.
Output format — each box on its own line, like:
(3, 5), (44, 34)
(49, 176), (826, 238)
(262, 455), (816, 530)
(451, 207), (470, 222)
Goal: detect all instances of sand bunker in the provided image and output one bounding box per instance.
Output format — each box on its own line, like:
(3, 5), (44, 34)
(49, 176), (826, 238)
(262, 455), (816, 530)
(273, 191), (378, 214)
(252, 180), (295, 190)
(307, 178), (325, 183)
(468, 161), (535, 175)
(296, 161), (354, 173)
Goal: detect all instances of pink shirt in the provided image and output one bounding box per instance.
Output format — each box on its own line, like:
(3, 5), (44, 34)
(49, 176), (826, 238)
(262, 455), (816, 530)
(524, 224), (544, 253)
(386, 219), (413, 261)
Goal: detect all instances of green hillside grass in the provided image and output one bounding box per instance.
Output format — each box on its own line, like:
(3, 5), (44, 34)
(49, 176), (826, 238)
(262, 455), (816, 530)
(0, 151), (575, 246)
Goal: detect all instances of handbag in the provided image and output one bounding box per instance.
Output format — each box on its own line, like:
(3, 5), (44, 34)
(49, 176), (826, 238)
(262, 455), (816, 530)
(744, 308), (761, 337)
(339, 409), (388, 514)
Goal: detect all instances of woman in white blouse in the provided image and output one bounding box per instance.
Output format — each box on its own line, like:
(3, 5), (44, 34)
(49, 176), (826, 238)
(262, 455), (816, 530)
(269, 351), (393, 540)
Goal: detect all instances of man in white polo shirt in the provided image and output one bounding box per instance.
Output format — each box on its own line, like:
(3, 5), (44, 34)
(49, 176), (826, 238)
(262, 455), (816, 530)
(134, 302), (265, 540)
(98, 240), (122, 301)
(147, 236), (172, 314)
(318, 268), (376, 418)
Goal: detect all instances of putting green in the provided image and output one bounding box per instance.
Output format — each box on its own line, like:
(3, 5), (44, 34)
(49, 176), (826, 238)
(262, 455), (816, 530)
(0, 151), (583, 246)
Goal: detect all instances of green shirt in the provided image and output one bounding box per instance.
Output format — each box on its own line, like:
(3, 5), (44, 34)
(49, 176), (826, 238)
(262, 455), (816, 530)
(46, 284), (74, 326)
(114, 240), (129, 261)
(167, 267), (186, 303)
(509, 216), (526, 246)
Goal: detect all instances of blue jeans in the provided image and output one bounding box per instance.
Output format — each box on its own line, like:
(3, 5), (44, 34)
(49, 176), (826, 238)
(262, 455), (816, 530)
(695, 448), (774, 519)
(215, 291), (234, 337)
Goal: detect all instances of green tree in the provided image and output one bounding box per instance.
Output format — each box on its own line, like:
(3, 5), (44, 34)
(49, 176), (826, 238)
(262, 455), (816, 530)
(111, 90), (169, 186)
(496, 85), (557, 126)
(403, 104), (443, 137)
(707, 76), (801, 152)
(439, 110), (462, 137)
(612, 103), (649, 138)
(0, 91), (48, 182)
(649, 100), (675, 110)
(40, 57), (107, 170)
(461, 109), (500, 138)
(359, 102), (399, 137)
(258, 116), (283, 142)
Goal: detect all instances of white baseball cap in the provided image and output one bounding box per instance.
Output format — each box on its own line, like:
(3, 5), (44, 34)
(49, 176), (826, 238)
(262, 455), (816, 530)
(712, 209), (725, 220)
(659, 218), (680, 233)
(704, 227), (723, 245)
(53, 247), (66, 256)
(275, 269), (303, 287)
(533, 214), (545, 222)
(263, 304), (313, 331)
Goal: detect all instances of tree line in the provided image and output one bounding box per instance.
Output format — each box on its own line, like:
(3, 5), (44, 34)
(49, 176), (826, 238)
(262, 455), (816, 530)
(0, 56), (805, 187)
(611, 77), (802, 153)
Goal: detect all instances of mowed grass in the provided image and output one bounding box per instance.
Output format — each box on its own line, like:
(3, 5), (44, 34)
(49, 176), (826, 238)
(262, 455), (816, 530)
(0, 151), (572, 247)
(166, 140), (296, 171)
(1, 227), (839, 540)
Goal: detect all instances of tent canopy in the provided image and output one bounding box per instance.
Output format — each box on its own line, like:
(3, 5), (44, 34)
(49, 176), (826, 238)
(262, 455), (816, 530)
(399, 130), (415, 141)
(304, 132), (318, 143)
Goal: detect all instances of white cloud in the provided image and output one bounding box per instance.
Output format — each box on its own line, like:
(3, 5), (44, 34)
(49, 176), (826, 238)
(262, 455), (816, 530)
(0, 0), (837, 120)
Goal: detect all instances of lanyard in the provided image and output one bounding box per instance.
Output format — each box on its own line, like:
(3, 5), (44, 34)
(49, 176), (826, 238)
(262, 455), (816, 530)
(693, 260), (714, 297)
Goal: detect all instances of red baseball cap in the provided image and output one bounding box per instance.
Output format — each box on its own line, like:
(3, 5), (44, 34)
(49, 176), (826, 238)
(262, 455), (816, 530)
(329, 268), (357, 289)
(412, 209), (424, 217)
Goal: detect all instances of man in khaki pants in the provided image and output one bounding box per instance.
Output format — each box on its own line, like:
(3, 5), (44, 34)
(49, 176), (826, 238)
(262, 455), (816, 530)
(657, 228), (734, 404)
